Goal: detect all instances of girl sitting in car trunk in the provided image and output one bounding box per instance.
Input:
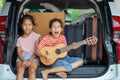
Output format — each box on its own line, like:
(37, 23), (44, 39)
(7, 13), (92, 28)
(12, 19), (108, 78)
(16, 15), (41, 80)
(36, 18), (84, 80)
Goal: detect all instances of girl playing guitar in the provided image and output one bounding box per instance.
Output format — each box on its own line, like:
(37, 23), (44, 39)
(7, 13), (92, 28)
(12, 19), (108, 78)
(36, 18), (84, 80)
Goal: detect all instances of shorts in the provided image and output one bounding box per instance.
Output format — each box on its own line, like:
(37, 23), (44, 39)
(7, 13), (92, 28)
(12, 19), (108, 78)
(16, 53), (39, 64)
(52, 56), (83, 71)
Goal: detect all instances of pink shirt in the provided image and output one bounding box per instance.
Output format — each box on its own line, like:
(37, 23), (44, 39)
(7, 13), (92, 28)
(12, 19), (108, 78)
(16, 31), (41, 54)
(38, 35), (67, 49)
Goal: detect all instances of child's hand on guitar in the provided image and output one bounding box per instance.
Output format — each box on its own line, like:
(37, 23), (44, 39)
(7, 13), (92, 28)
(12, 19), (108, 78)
(72, 42), (80, 49)
(35, 49), (41, 57)
(45, 55), (52, 61)
(85, 36), (98, 45)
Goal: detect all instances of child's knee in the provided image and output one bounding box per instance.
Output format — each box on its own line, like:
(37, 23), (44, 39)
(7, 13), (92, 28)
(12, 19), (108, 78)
(17, 67), (24, 74)
(76, 57), (83, 62)
(64, 64), (72, 71)
(29, 67), (36, 73)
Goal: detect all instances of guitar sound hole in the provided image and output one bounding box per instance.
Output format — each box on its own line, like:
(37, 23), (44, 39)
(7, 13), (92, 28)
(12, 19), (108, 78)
(45, 51), (49, 55)
(55, 49), (61, 55)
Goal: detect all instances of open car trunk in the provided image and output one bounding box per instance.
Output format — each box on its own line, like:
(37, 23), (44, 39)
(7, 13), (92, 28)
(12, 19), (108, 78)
(10, 0), (110, 78)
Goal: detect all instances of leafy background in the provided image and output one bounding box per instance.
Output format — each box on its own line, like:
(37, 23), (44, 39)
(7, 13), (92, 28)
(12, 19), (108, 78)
(0, 0), (4, 13)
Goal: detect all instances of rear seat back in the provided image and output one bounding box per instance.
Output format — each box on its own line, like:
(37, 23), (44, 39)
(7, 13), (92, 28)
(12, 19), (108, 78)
(65, 23), (85, 57)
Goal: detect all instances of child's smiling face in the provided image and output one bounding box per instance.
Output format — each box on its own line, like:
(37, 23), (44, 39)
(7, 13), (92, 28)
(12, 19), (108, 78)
(51, 21), (63, 38)
(22, 19), (33, 34)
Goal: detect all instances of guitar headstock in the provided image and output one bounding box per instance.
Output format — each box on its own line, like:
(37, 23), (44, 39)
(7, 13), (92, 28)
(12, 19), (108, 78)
(84, 36), (98, 45)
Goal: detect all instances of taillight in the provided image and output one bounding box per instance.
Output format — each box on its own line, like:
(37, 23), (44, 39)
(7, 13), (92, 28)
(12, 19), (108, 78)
(0, 16), (7, 41)
(112, 16), (120, 63)
(0, 16), (7, 64)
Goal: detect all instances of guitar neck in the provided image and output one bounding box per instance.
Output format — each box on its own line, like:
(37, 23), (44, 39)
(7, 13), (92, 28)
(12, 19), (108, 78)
(61, 40), (85, 53)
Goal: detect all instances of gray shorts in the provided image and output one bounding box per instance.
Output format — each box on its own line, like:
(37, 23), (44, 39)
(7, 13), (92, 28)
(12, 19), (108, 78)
(16, 53), (39, 64)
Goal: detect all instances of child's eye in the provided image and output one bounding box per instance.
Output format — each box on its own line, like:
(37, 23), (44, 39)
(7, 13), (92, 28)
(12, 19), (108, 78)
(52, 26), (61, 29)
(29, 24), (32, 26)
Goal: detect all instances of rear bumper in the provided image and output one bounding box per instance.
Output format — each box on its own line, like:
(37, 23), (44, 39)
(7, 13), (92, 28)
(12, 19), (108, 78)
(0, 64), (119, 80)
(0, 64), (16, 80)
(117, 64), (120, 80)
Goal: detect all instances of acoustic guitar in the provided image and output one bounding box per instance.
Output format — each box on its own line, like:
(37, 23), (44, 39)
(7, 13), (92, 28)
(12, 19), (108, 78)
(38, 36), (98, 66)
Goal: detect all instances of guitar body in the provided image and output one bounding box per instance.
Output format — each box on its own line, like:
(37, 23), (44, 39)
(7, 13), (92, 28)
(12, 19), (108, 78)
(39, 44), (67, 66)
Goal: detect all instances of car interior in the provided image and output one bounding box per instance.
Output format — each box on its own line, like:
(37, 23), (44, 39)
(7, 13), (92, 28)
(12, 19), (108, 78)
(11, 0), (109, 78)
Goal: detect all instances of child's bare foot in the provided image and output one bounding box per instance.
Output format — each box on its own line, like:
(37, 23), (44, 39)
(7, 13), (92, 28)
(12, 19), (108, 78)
(41, 70), (48, 80)
(56, 72), (67, 78)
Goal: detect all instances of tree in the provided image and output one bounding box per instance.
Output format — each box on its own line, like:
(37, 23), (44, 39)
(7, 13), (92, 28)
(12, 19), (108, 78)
(0, 0), (5, 13)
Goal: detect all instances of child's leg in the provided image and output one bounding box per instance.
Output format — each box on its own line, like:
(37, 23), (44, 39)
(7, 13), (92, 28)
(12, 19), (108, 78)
(71, 60), (83, 69)
(56, 72), (67, 78)
(64, 56), (84, 69)
(42, 66), (69, 80)
(41, 57), (83, 80)
(28, 62), (39, 80)
(55, 56), (84, 79)
(16, 61), (25, 80)
(55, 58), (83, 78)
(42, 60), (72, 80)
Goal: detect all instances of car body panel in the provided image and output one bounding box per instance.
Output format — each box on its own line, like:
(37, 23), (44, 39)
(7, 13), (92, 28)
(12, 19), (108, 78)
(0, 64), (119, 80)
(117, 64), (120, 80)
(108, 2), (120, 17)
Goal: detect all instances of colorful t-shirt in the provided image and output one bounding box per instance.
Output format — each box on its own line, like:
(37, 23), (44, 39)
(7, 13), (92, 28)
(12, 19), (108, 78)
(38, 35), (67, 48)
(16, 31), (41, 55)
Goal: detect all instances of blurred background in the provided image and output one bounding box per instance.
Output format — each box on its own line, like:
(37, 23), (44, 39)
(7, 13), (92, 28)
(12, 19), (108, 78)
(0, 0), (120, 18)
(0, 0), (5, 13)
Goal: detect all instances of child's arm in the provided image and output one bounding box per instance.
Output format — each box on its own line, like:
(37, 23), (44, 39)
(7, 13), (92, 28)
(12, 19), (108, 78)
(35, 36), (51, 60)
(36, 49), (46, 58)
(28, 39), (40, 62)
(25, 39), (40, 67)
(28, 54), (36, 62)
(36, 36), (46, 58)
(17, 46), (27, 68)
(72, 42), (80, 49)
(17, 46), (25, 62)
(36, 49), (51, 60)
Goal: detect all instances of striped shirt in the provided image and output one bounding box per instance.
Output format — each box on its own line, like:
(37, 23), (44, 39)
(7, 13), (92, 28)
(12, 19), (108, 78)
(38, 35), (67, 48)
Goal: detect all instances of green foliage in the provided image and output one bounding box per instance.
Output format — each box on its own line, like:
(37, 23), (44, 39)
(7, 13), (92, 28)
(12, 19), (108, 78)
(0, 0), (4, 13)
(69, 9), (80, 20)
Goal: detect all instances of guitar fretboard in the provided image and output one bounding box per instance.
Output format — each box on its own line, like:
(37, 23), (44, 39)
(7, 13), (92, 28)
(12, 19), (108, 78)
(60, 41), (85, 53)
